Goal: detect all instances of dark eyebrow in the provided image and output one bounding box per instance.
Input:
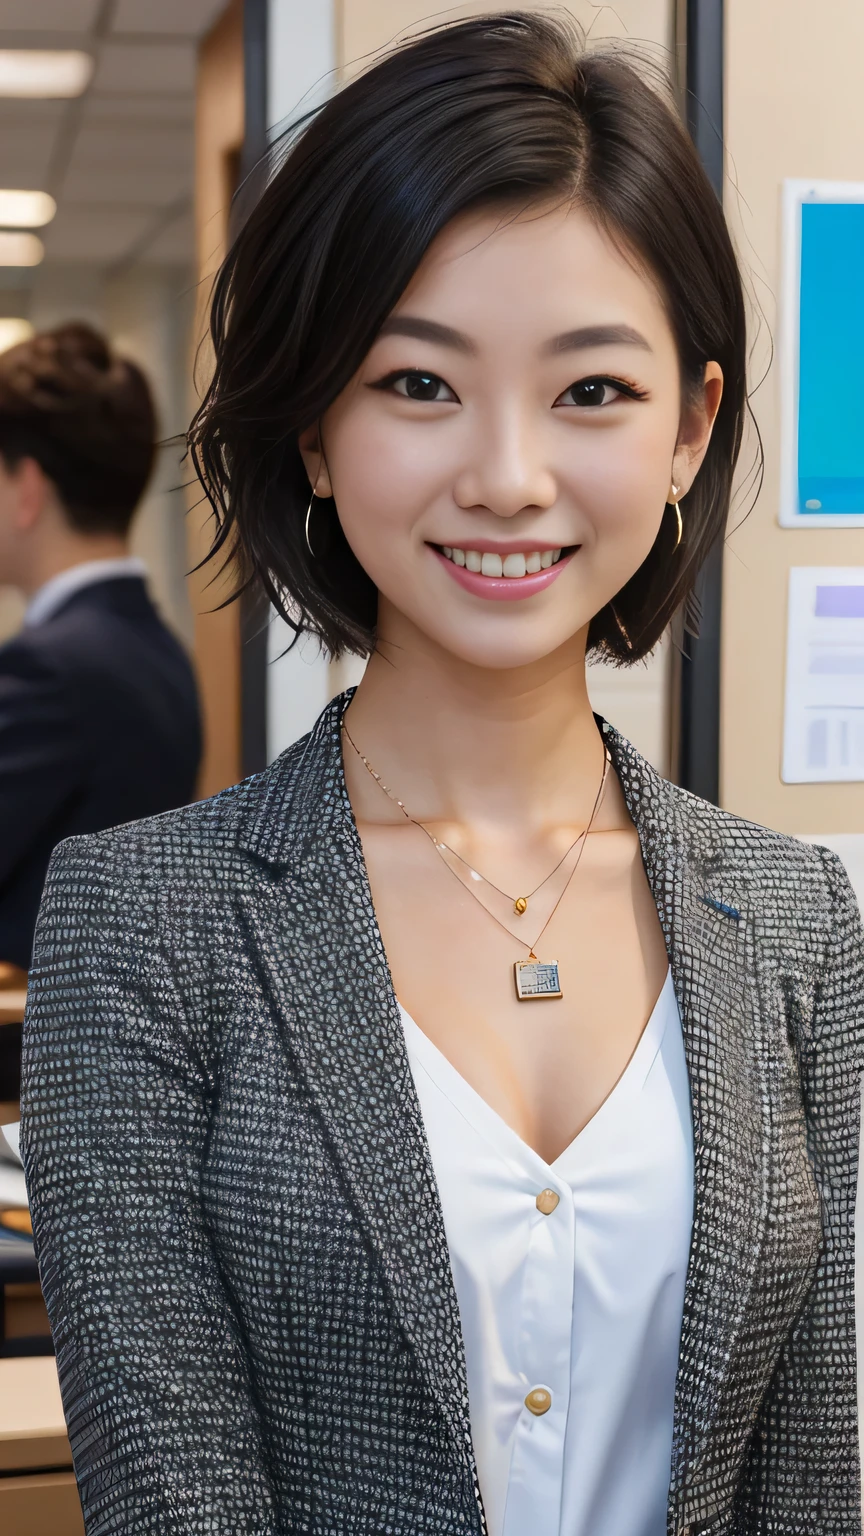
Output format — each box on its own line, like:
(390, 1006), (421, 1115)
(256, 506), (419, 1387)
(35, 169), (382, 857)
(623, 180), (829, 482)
(547, 324), (653, 355)
(376, 315), (477, 354)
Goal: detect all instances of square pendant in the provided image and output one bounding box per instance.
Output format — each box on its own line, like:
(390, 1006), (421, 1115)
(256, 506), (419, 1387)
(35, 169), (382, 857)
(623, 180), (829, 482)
(514, 959), (562, 1001)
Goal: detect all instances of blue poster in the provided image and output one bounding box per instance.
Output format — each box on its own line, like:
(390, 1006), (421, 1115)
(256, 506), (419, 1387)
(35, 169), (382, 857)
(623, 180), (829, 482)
(797, 201), (864, 516)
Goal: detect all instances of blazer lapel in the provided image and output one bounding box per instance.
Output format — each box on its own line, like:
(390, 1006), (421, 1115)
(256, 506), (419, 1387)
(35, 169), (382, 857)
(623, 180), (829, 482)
(236, 696), (481, 1516)
(605, 724), (771, 1530)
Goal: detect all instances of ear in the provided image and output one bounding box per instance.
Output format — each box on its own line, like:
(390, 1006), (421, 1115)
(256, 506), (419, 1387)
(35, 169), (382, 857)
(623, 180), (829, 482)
(671, 362), (724, 497)
(13, 457), (52, 532)
(297, 423), (333, 500)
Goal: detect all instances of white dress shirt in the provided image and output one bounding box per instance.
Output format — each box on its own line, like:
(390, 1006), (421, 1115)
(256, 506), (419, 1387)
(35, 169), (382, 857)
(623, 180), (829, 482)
(400, 968), (693, 1536)
(24, 556), (147, 629)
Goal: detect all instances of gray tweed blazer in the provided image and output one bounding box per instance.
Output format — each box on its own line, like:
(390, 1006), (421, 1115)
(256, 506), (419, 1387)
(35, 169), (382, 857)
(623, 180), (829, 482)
(20, 693), (863, 1536)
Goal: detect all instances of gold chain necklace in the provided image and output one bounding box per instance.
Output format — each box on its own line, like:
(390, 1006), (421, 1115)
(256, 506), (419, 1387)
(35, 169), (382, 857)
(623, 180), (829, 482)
(342, 719), (611, 1002)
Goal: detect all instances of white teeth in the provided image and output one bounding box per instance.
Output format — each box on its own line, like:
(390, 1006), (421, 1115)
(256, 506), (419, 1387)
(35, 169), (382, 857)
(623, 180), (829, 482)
(502, 552), (527, 578)
(441, 545), (565, 575)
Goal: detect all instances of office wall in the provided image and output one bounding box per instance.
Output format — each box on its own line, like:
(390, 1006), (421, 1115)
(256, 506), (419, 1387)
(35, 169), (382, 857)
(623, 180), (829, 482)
(339, 0), (672, 67)
(722, 0), (864, 833)
(266, 0), (677, 768)
(192, 0), (244, 796)
(106, 264), (196, 649)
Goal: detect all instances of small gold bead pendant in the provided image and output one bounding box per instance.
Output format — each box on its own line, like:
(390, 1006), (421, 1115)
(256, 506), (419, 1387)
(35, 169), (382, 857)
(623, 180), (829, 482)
(514, 896), (528, 915)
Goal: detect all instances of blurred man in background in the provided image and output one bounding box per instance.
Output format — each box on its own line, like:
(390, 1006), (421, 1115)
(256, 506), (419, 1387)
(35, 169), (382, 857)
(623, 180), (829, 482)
(0, 322), (200, 1020)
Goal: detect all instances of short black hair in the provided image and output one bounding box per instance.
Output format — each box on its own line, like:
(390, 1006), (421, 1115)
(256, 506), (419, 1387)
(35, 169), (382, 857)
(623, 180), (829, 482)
(0, 322), (156, 536)
(190, 11), (748, 662)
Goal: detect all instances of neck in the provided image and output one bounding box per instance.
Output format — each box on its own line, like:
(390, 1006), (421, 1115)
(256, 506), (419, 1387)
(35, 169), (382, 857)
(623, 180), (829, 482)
(22, 532), (131, 600)
(345, 611), (607, 831)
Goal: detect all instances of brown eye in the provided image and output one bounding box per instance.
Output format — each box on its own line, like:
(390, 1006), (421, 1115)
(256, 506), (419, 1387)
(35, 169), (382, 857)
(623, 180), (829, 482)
(393, 371), (456, 402)
(555, 379), (624, 408)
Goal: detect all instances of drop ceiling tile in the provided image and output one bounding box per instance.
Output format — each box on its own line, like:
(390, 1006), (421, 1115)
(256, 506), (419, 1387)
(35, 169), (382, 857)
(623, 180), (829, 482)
(0, 126), (56, 185)
(0, 0), (99, 28)
(0, 98), (66, 126)
(92, 41), (195, 94)
(141, 207), (194, 263)
(84, 92), (194, 124)
(41, 203), (154, 261)
(112, 0), (226, 35)
(69, 123), (193, 171)
(63, 164), (191, 206)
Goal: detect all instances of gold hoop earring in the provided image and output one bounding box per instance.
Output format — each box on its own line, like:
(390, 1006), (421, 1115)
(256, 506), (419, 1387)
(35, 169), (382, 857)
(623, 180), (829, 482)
(668, 484), (683, 549)
(304, 489), (317, 558)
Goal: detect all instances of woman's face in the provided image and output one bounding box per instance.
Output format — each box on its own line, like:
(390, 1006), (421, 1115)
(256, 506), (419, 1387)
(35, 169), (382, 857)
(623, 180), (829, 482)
(302, 202), (722, 671)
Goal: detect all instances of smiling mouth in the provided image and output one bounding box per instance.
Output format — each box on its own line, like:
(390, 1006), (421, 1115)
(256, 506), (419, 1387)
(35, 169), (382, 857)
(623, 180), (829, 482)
(435, 545), (572, 578)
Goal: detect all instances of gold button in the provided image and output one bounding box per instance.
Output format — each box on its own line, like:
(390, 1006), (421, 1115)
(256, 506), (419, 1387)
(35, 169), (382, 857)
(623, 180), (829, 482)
(535, 1188), (559, 1215)
(524, 1387), (552, 1416)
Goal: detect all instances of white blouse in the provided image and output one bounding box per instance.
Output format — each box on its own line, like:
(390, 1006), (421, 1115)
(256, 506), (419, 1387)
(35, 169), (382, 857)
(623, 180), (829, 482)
(399, 968), (694, 1536)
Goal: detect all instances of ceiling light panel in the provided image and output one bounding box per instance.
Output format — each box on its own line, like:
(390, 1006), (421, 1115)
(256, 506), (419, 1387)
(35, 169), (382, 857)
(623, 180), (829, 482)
(0, 51), (93, 99)
(0, 231), (43, 266)
(0, 190), (55, 228)
(0, 318), (33, 353)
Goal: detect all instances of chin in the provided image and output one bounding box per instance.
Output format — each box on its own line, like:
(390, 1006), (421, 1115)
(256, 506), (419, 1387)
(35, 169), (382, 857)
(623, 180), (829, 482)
(420, 620), (584, 673)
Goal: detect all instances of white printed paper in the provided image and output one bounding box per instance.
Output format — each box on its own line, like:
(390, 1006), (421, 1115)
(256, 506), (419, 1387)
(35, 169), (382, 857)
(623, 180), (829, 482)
(783, 567), (864, 782)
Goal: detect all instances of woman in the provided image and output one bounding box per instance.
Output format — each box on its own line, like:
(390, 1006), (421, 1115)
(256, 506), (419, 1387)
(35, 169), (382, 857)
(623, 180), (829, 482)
(21, 14), (862, 1536)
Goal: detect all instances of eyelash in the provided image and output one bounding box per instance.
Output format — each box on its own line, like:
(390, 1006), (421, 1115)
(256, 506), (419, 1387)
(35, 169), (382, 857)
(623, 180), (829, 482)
(369, 368), (649, 405)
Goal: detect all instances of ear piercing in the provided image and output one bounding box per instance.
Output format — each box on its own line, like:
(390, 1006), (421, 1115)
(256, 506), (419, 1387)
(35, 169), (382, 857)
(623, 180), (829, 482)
(304, 488), (318, 557)
(668, 483), (684, 549)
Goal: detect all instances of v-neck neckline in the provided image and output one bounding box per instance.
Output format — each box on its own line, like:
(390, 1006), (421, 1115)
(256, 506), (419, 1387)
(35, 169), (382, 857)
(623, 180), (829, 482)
(398, 968), (674, 1173)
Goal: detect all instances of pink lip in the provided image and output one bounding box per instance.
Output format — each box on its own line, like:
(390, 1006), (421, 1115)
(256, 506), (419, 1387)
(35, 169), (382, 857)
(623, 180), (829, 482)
(432, 546), (575, 602)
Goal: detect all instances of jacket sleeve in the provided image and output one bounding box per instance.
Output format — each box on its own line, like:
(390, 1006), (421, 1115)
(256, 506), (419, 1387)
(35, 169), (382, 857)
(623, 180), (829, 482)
(20, 834), (279, 1535)
(733, 846), (863, 1532)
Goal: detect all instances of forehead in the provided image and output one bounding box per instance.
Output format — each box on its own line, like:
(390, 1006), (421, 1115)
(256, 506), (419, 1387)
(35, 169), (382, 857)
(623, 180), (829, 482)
(392, 201), (673, 349)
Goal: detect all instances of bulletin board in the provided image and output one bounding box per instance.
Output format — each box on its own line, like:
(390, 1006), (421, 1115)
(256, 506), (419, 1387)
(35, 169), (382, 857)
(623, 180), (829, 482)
(780, 180), (864, 527)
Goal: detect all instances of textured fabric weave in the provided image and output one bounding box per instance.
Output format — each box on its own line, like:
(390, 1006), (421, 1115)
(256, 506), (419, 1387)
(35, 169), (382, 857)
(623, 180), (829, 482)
(20, 693), (863, 1535)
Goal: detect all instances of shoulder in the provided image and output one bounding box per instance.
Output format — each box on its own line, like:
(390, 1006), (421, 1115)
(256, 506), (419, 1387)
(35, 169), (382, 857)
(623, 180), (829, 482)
(41, 724), (316, 895)
(605, 718), (849, 925)
(0, 628), (71, 727)
(671, 777), (830, 877)
(0, 624), (62, 681)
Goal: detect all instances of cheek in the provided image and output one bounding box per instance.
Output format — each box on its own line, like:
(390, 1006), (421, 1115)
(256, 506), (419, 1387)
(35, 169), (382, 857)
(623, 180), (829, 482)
(323, 407), (449, 566)
(566, 410), (676, 550)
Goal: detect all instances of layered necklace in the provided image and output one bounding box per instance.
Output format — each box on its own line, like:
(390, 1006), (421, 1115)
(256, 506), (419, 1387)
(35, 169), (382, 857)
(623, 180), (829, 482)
(342, 720), (611, 1002)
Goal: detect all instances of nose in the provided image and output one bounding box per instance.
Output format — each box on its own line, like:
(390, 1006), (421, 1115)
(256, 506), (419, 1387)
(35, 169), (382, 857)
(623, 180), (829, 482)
(452, 407), (557, 519)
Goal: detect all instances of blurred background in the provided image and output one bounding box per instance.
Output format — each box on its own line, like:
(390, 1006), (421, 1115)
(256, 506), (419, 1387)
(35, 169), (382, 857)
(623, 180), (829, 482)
(1, 2), (864, 1529)
(0, 0), (209, 654)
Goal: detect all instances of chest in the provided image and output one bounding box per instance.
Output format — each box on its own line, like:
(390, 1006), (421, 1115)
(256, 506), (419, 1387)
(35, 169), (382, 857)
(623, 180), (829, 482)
(401, 982), (694, 1536)
(358, 817), (669, 1160)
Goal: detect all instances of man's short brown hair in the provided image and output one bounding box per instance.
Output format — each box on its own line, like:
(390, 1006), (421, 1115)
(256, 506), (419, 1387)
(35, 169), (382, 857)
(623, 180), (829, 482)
(0, 322), (156, 535)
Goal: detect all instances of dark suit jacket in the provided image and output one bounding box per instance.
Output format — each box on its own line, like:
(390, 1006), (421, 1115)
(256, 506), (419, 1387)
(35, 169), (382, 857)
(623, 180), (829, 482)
(0, 575), (200, 971)
(20, 695), (863, 1535)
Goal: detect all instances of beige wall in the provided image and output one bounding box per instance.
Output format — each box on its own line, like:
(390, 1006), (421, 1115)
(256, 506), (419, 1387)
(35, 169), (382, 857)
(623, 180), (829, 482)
(722, 0), (864, 832)
(192, 0), (244, 797)
(339, 0), (673, 65)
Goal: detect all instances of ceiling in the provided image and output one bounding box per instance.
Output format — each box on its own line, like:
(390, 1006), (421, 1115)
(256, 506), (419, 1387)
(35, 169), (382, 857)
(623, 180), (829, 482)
(0, 0), (229, 282)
